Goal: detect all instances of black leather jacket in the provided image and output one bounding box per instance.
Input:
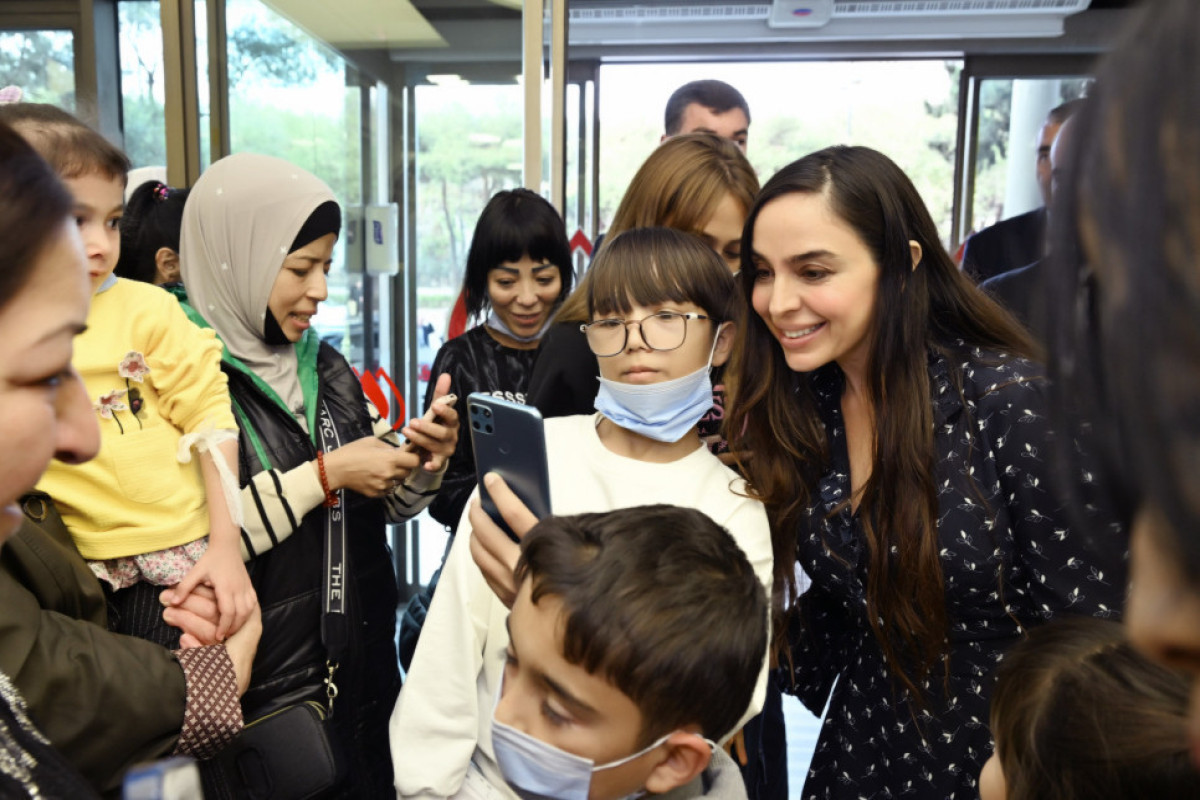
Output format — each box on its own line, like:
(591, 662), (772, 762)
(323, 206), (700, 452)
(225, 340), (401, 799)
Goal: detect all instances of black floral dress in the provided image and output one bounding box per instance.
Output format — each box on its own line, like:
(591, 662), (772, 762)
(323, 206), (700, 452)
(789, 347), (1127, 799)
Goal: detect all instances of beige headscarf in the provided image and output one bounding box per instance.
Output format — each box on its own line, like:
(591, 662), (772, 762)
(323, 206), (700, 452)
(179, 153), (337, 420)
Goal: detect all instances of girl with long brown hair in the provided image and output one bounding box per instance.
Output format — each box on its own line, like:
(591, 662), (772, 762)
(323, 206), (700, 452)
(726, 145), (1126, 798)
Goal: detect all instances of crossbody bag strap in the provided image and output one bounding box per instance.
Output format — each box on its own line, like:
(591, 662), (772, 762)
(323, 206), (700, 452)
(315, 399), (348, 716)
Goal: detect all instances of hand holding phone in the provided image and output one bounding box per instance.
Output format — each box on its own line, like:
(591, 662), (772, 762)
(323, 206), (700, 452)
(398, 392), (458, 471)
(467, 393), (551, 542)
(402, 393), (458, 451)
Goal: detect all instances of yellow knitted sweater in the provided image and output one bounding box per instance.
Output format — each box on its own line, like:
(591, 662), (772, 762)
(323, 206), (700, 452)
(37, 279), (235, 559)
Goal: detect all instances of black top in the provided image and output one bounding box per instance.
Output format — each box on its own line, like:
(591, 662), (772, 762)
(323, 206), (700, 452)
(961, 207), (1045, 283)
(424, 325), (541, 530)
(981, 259), (1046, 343)
(790, 347), (1127, 800)
(225, 341), (400, 800)
(526, 322), (597, 419)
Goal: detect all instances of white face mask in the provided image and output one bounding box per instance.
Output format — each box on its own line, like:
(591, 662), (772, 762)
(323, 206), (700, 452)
(491, 715), (670, 800)
(486, 309), (552, 344)
(592, 323), (726, 443)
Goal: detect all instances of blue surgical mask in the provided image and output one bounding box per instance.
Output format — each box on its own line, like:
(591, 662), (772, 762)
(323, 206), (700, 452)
(492, 715), (670, 800)
(593, 325), (725, 443)
(486, 309), (551, 344)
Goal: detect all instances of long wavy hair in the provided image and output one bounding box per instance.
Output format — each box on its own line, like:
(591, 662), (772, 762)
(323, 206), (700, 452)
(725, 146), (1035, 697)
(555, 133), (758, 324)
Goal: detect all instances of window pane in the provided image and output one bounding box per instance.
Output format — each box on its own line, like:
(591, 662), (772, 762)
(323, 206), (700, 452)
(599, 60), (962, 246)
(225, 0), (363, 366)
(119, 0), (166, 169)
(414, 79), (523, 405)
(0, 30), (74, 110)
(970, 77), (1089, 232)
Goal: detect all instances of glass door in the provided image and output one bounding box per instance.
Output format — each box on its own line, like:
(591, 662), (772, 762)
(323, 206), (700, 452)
(954, 55), (1096, 254)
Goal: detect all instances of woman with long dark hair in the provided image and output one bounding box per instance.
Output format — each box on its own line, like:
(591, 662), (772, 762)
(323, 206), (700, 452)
(726, 145), (1127, 798)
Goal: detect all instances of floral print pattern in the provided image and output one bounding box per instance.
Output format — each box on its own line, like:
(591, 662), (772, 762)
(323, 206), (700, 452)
(789, 347), (1128, 800)
(89, 537), (209, 590)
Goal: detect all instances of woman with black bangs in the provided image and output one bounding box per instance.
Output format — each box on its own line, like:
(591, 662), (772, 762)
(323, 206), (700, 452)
(399, 188), (572, 670)
(723, 145), (1127, 798)
(422, 189), (573, 533)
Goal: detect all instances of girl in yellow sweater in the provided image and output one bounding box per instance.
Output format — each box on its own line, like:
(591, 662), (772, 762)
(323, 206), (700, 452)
(3, 103), (254, 646)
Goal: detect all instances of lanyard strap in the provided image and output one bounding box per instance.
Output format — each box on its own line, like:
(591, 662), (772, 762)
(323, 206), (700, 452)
(315, 400), (349, 674)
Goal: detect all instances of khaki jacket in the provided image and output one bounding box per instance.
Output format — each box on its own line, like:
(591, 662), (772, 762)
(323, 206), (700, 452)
(0, 492), (186, 797)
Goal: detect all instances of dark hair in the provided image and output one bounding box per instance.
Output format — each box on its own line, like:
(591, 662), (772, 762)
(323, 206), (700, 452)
(0, 120), (76, 311)
(664, 80), (751, 136)
(726, 146), (1036, 695)
(514, 505), (767, 745)
(556, 133), (757, 325)
(462, 188), (574, 320)
(1045, 98), (1084, 127)
(0, 102), (130, 181)
(1044, 0), (1200, 578)
(587, 227), (737, 327)
(990, 618), (1192, 800)
(116, 180), (190, 283)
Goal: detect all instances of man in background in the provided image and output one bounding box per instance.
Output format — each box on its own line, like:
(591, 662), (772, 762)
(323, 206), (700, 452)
(662, 79), (751, 151)
(962, 99), (1082, 282)
(982, 110), (1083, 343)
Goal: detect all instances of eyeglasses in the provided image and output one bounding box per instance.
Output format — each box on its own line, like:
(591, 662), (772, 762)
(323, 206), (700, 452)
(580, 311), (712, 357)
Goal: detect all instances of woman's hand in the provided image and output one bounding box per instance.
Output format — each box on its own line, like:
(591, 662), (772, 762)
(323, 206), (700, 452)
(401, 373), (459, 472)
(468, 473), (539, 608)
(169, 589), (261, 696)
(222, 601), (262, 696)
(321, 436), (422, 497)
(165, 540), (258, 642)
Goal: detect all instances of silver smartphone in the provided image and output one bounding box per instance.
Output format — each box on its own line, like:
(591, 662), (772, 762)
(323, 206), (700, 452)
(467, 393), (552, 541)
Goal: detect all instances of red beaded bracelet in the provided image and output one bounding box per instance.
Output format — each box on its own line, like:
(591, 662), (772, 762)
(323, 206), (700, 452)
(316, 450), (338, 508)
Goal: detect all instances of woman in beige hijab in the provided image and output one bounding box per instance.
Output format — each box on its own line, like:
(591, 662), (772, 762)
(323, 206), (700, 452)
(178, 152), (457, 798)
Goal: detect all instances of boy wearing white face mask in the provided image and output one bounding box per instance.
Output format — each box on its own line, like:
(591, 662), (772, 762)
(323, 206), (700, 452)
(391, 228), (775, 799)
(484, 505), (766, 800)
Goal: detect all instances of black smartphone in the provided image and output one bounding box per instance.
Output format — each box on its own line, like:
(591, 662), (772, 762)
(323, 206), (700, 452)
(467, 393), (552, 542)
(396, 393), (458, 452)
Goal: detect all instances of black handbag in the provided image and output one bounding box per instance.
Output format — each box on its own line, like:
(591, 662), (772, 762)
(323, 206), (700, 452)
(202, 400), (352, 800)
(207, 701), (343, 800)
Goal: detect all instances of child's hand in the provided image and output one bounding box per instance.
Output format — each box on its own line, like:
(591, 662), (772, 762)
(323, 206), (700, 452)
(161, 584), (220, 646)
(468, 473), (538, 608)
(167, 541), (257, 642)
